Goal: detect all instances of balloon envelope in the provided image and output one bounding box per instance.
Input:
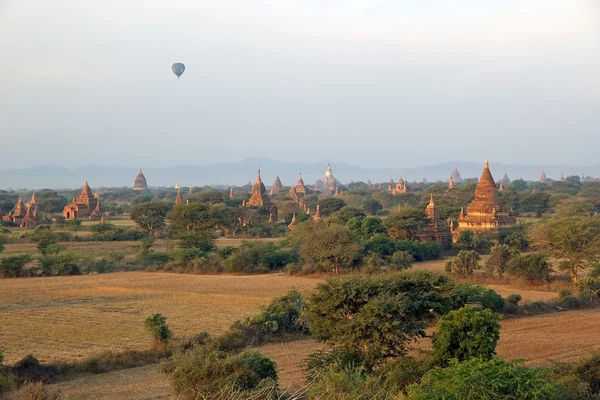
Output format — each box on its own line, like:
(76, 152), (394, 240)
(172, 63), (185, 79)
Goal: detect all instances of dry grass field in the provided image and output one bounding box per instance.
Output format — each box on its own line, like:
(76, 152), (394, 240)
(0, 272), (318, 365)
(49, 309), (600, 400)
(1, 237), (282, 258)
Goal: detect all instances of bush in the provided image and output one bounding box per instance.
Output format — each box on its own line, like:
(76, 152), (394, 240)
(507, 293), (522, 305)
(223, 242), (298, 273)
(507, 254), (552, 283)
(307, 367), (388, 400)
(141, 252), (170, 266)
(237, 289), (308, 340)
(444, 250), (480, 276)
(432, 306), (502, 364)
(485, 244), (515, 276)
(144, 313), (172, 344)
(162, 345), (277, 399)
(503, 231), (529, 250)
(5, 381), (62, 400)
(406, 358), (566, 400)
(576, 277), (600, 300)
(558, 289), (572, 300)
(389, 251), (414, 271)
(0, 255), (33, 278)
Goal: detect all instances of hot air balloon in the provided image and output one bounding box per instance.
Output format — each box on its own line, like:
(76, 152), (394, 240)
(172, 63), (185, 79)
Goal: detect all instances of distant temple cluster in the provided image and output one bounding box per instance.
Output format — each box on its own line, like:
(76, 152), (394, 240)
(0, 162), (592, 239)
(1, 193), (38, 227)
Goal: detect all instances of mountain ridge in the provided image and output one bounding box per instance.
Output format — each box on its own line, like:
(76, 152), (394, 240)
(0, 158), (597, 190)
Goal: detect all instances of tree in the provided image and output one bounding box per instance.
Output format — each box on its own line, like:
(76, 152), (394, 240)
(131, 194), (153, 205)
(510, 179), (528, 192)
(520, 192), (551, 217)
(317, 198), (346, 217)
(389, 251), (414, 271)
(554, 198), (596, 218)
(455, 230), (480, 251)
(306, 271), (461, 368)
(406, 358), (565, 400)
(384, 207), (428, 241)
(334, 207), (366, 224)
(506, 254), (552, 283)
(0, 234), (6, 254)
(300, 224), (362, 275)
(144, 313), (173, 344)
(168, 203), (216, 251)
(130, 202), (169, 237)
(485, 244), (514, 276)
(503, 231), (528, 251)
(432, 306), (501, 364)
(362, 199), (383, 215)
(0, 255), (33, 278)
(529, 216), (600, 282)
(444, 250), (480, 276)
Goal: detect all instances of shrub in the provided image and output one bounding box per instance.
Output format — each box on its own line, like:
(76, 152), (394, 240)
(503, 231), (529, 250)
(576, 277), (600, 300)
(162, 345), (277, 398)
(238, 289), (308, 339)
(507, 293), (522, 305)
(6, 381), (62, 400)
(141, 252), (170, 266)
(485, 244), (515, 276)
(306, 367), (389, 400)
(432, 306), (502, 364)
(0, 255), (33, 278)
(507, 254), (552, 283)
(444, 250), (480, 276)
(406, 358), (566, 400)
(144, 313), (172, 344)
(389, 251), (414, 271)
(548, 353), (600, 400)
(558, 289), (572, 300)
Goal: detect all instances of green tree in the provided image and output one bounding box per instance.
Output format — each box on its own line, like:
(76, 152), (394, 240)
(445, 250), (480, 276)
(485, 244), (514, 276)
(131, 194), (153, 205)
(520, 192), (551, 217)
(362, 199), (383, 215)
(130, 201), (169, 237)
(554, 198), (595, 218)
(168, 203), (216, 251)
(317, 198), (346, 217)
(389, 251), (414, 271)
(306, 271), (460, 368)
(510, 179), (528, 192)
(506, 254), (552, 283)
(384, 207), (428, 241)
(334, 207), (366, 224)
(455, 230), (480, 251)
(144, 313), (173, 344)
(529, 216), (600, 282)
(432, 306), (501, 364)
(300, 224), (362, 275)
(406, 358), (565, 400)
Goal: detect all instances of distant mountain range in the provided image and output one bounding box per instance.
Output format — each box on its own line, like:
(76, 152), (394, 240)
(0, 158), (597, 190)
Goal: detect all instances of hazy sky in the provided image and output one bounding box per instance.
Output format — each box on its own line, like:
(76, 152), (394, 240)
(1, 0), (599, 169)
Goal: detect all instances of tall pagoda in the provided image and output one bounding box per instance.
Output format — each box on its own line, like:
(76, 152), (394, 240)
(452, 161), (515, 241)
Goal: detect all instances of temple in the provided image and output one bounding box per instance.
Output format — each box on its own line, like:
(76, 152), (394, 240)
(270, 173), (283, 196)
(450, 166), (463, 183)
(452, 161), (516, 241)
(418, 194), (450, 247)
(133, 169), (148, 191)
(246, 170), (278, 222)
(63, 181), (101, 220)
(2, 193), (38, 227)
(313, 205), (323, 222)
(540, 170), (547, 183)
(313, 164), (339, 192)
(501, 173), (510, 186)
(560, 172), (565, 182)
(388, 177), (407, 194)
(175, 187), (183, 205)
